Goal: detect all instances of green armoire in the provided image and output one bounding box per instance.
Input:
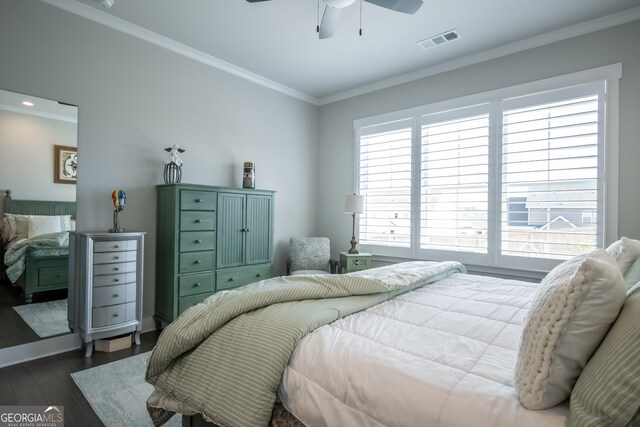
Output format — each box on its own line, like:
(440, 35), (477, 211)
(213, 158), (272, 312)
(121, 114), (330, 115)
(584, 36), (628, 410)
(154, 184), (275, 327)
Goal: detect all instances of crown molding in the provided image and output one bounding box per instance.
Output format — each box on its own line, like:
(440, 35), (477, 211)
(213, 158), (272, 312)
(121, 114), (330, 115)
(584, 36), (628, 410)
(318, 6), (640, 105)
(39, 1), (640, 107)
(39, 0), (320, 105)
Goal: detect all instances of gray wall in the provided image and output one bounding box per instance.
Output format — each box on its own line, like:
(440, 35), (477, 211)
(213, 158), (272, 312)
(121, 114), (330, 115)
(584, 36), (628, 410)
(0, 0), (319, 323)
(317, 20), (640, 261)
(0, 110), (77, 214)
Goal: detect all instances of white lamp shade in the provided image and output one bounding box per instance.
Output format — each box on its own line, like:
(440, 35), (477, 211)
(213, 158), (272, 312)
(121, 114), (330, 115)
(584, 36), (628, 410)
(345, 194), (364, 214)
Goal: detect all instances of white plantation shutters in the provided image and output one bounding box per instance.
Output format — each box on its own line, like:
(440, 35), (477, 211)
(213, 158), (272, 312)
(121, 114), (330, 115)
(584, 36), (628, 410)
(354, 70), (616, 272)
(501, 84), (603, 264)
(358, 120), (412, 248)
(421, 108), (490, 255)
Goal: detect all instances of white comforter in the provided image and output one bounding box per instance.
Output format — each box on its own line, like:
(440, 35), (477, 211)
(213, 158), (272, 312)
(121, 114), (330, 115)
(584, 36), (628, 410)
(278, 273), (569, 427)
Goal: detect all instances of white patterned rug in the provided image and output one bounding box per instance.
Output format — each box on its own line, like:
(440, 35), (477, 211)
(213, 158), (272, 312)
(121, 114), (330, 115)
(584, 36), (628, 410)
(71, 352), (181, 427)
(13, 299), (71, 338)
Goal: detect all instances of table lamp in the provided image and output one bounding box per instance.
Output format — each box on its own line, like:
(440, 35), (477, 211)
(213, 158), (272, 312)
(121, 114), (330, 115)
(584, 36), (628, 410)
(345, 194), (364, 254)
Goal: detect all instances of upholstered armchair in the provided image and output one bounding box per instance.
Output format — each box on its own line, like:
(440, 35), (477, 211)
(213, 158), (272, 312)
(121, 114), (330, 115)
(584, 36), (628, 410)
(286, 237), (339, 275)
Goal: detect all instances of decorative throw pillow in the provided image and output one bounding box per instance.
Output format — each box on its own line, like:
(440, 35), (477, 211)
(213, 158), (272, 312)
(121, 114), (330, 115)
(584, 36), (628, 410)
(623, 256), (640, 291)
(4, 213), (30, 241)
(27, 215), (62, 238)
(605, 237), (640, 276)
(569, 285), (640, 426)
(514, 250), (626, 410)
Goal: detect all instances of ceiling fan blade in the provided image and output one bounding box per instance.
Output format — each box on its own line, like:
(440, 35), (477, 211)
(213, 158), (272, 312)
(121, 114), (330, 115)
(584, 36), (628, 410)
(364, 0), (423, 14)
(319, 6), (342, 39)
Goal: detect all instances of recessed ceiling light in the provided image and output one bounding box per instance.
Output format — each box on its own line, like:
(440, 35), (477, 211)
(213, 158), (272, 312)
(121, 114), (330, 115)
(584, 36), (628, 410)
(22, 101), (34, 107)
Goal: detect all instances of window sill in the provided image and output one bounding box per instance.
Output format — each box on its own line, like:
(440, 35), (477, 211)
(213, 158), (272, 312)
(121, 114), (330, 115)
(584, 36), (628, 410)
(369, 254), (547, 283)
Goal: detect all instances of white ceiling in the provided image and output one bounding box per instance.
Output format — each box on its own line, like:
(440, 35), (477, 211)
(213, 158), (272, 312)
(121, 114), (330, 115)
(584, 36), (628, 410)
(0, 88), (78, 122)
(49, 0), (640, 102)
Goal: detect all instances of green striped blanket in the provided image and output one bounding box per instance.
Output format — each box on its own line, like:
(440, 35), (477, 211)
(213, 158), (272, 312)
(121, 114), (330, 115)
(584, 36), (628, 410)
(145, 261), (466, 427)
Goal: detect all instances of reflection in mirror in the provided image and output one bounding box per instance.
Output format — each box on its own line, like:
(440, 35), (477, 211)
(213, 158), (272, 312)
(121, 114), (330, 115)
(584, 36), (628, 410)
(0, 88), (78, 350)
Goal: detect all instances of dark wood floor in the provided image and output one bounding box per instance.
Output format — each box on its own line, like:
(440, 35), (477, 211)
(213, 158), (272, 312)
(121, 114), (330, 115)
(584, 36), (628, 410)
(0, 330), (161, 427)
(0, 277), (70, 348)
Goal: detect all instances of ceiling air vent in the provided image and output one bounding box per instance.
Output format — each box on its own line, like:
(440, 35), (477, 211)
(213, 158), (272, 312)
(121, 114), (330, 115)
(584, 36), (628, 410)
(417, 30), (461, 51)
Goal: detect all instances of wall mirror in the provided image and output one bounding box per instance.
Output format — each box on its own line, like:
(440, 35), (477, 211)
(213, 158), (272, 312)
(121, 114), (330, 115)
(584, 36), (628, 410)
(0, 88), (78, 352)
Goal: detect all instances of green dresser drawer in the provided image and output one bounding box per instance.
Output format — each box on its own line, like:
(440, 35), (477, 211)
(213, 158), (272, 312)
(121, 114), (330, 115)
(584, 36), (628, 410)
(180, 211), (216, 231)
(181, 190), (216, 211)
(178, 292), (213, 315)
(39, 266), (68, 287)
(179, 272), (215, 297)
(179, 251), (215, 274)
(216, 264), (271, 291)
(180, 231), (216, 252)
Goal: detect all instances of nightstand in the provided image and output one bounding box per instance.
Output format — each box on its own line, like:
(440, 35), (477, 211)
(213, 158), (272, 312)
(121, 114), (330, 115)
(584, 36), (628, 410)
(340, 252), (372, 273)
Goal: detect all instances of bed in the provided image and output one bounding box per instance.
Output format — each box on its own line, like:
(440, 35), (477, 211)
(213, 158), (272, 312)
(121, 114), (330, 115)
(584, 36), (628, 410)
(1, 189), (75, 303)
(146, 255), (639, 427)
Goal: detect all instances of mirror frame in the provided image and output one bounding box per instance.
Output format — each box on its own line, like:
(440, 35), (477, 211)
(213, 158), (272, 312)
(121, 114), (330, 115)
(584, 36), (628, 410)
(0, 87), (80, 367)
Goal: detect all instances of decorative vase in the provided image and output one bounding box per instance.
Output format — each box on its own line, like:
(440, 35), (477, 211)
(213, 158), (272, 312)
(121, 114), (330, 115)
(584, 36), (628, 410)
(243, 161), (255, 189)
(163, 162), (182, 184)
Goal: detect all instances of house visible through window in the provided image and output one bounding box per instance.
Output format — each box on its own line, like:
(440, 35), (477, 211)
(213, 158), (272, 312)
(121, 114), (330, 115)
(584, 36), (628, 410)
(355, 66), (619, 272)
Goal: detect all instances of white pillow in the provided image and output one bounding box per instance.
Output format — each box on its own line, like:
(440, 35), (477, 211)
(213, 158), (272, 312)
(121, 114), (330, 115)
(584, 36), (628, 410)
(514, 250), (626, 410)
(605, 237), (640, 276)
(27, 215), (62, 238)
(59, 215), (71, 232)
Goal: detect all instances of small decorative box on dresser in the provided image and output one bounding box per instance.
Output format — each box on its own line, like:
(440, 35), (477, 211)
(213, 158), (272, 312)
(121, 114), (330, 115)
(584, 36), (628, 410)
(340, 252), (373, 273)
(154, 184), (274, 327)
(71, 231), (145, 357)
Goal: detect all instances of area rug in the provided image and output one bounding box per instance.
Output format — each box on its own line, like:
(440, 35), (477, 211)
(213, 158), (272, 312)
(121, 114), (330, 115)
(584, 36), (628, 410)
(12, 299), (71, 338)
(71, 352), (180, 427)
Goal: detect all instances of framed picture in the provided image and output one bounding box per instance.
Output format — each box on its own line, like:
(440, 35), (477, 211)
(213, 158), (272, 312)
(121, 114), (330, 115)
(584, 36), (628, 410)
(54, 145), (77, 184)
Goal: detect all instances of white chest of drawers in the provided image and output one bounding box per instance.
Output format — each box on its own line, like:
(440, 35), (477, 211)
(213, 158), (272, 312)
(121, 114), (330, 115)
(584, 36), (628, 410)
(73, 231), (145, 357)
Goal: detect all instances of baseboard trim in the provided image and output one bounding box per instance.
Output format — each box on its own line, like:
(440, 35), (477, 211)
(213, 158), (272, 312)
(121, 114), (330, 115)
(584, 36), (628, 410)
(141, 316), (157, 334)
(0, 333), (82, 368)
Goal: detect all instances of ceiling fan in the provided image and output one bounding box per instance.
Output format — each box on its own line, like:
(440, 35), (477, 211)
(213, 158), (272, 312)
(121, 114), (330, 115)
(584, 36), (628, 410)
(246, 0), (423, 39)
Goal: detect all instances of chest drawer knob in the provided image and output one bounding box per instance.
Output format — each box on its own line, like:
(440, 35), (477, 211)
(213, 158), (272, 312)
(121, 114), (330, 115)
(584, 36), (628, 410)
(113, 267), (120, 271)
(195, 239), (202, 243)
(228, 277), (234, 282)
(195, 219), (202, 223)
(56, 273), (62, 278)
(113, 256), (120, 260)
(195, 198), (203, 203)
(114, 244), (120, 248)
(256, 273), (261, 278)
(193, 282), (201, 287)
(114, 278), (120, 282)
(194, 260), (202, 264)
(113, 293), (119, 298)
(113, 313), (119, 318)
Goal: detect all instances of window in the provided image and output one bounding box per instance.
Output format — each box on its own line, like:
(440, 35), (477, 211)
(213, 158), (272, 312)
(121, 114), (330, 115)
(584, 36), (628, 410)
(354, 65), (620, 272)
(359, 121), (412, 248)
(421, 109), (490, 255)
(501, 92), (600, 261)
